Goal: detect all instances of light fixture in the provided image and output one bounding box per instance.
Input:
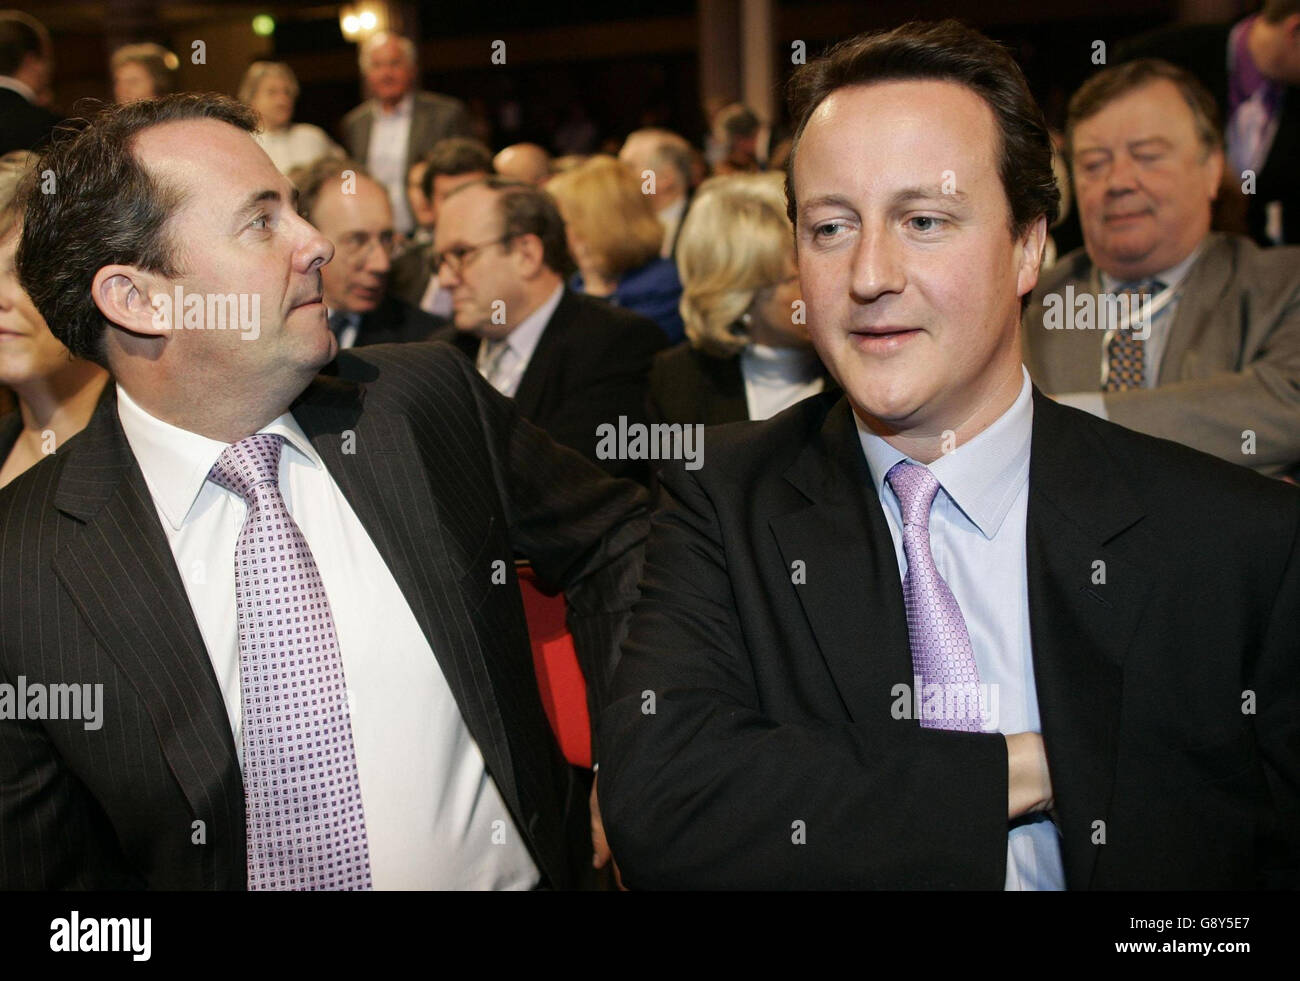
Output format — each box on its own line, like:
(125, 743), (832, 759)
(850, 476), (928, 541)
(339, 3), (389, 42)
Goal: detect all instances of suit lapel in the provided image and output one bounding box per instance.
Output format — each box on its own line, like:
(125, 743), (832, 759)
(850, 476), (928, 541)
(703, 353), (748, 425)
(1157, 235), (1236, 381)
(406, 96), (433, 173)
(512, 290), (573, 420)
(290, 376), (522, 816)
(50, 387), (244, 881)
(351, 103), (373, 164)
(1026, 390), (1152, 889)
(768, 398), (913, 722)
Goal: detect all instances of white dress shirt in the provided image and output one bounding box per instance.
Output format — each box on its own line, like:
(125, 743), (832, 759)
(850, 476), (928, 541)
(475, 283), (564, 397)
(1054, 243), (1205, 419)
(366, 93), (415, 236)
(657, 196), (688, 258)
(254, 124), (344, 175)
(115, 382), (540, 889)
(739, 342), (825, 420)
(856, 367), (1066, 890)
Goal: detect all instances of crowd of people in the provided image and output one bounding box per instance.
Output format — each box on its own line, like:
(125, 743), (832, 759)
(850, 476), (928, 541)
(0, 4), (1297, 892)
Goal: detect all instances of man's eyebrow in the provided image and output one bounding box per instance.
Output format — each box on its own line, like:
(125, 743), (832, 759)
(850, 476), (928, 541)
(233, 188), (293, 223)
(890, 185), (968, 206)
(1127, 136), (1173, 151)
(800, 192), (857, 215)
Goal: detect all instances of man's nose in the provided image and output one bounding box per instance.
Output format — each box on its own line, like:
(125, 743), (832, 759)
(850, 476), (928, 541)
(298, 216), (334, 271)
(849, 223), (905, 304)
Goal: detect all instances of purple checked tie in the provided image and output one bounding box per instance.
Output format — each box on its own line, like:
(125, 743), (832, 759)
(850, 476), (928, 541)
(886, 461), (984, 732)
(208, 434), (373, 890)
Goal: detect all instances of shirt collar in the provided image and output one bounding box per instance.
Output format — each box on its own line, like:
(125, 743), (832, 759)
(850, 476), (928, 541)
(1099, 239), (1206, 295)
(376, 91), (415, 119)
(502, 282), (564, 362)
(855, 366), (1033, 539)
(116, 381), (323, 531)
(0, 75), (38, 103)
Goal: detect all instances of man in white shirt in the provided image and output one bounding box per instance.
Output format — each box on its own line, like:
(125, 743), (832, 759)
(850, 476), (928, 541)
(339, 32), (472, 238)
(2, 92), (648, 890)
(1023, 58), (1300, 479)
(619, 128), (695, 259)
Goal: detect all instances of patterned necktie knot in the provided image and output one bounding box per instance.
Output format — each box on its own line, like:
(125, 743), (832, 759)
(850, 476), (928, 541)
(886, 461), (942, 529)
(208, 434), (285, 502)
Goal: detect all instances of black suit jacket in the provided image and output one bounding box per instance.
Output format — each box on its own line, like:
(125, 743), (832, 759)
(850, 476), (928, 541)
(0, 87), (60, 155)
(347, 294), (446, 347)
(648, 342), (838, 426)
(0, 342), (649, 889)
(433, 289), (669, 481)
(1116, 23), (1300, 246)
(598, 388), (1300, 889)
(0, 411), (18, 461)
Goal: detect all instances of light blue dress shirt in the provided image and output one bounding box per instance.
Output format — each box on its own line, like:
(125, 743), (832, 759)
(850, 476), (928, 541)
(854, 366), (1066, 890)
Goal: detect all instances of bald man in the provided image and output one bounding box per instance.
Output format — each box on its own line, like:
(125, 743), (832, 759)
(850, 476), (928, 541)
(494, 143), (552, 186)
(619, 128), (695, 258)
(290, 157), (444, 348)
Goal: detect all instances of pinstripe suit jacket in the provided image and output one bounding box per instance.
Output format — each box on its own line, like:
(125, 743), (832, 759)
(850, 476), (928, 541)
(0, 342), (649, 889)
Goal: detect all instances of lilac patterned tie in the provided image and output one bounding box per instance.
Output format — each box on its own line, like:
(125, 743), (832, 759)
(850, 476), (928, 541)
(886, 461), (984, 732)
(208, 434), (373, 890)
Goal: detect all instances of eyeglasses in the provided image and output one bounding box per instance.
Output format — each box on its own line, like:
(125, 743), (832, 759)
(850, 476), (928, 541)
(429, 235), (515, 277)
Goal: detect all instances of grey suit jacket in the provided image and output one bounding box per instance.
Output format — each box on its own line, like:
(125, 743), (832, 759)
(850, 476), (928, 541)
(339, 90), (472, 177)
(1022, 233), (1300, 479)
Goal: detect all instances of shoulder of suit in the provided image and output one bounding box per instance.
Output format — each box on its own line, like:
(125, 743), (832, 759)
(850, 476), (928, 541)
(660, 388), (842, 484)
(414, 90), (467, 113)
(328, 340), (477, 408)
(562, 290), (669, 344)
(1043, 394), (1300, 523)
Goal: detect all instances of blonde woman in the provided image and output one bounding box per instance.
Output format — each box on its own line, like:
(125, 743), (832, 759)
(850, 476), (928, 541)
(110, 43), (178, 103)
(239, 61), (343, 175)
(547, 155), (684, 342)
(0, 151), (108, 487)
(649, 172), (831, 425)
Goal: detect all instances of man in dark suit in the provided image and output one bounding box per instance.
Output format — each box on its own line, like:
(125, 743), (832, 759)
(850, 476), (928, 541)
(1, 93), (648, 889)
(1116, 0), (1300, 245)
(1023, 59), (1300, 480)
(597, 20), (1300, 889)
(289, 156), (444, 348)
(389, 136), (494, 316)
(339, 32), (473, 239)
(619, 129), (695, 260)
(0, 11), (60, 154)
(430, 177), (669, 482)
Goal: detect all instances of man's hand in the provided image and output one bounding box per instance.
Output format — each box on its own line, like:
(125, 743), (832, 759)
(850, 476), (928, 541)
(1006, 732), (1054, 820)
(590, 772), (626, 889)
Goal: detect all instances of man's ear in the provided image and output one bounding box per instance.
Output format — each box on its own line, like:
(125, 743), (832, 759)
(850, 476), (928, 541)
(1206, 146), (1225, 201)
(91, 265), (173, 338)
(512, 233), (547, 279)
(1014, 214), (1049, 301)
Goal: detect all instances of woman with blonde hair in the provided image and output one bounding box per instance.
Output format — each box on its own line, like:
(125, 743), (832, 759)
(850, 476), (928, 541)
(0, 151), (108, 487)
(649, 171), (830, 425)
(239, 61), (343, 175)
(546, 154), (684, 342)
(110, 43), (178, 103)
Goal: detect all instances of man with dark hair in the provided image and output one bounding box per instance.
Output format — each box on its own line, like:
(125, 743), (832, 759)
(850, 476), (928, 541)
(429, 176), (667, 483)
(1024, 59), (1300, 479)
(288, 155), (444, 348)
(598, 20), (1300, 889)
(1116, 0), (1300, 245)
(1, 93), (648, 889)
(391, 136), (494, 315)
(0, 10), (59, 154)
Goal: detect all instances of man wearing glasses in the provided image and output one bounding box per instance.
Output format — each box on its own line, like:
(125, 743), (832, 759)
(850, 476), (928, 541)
(289, 157), (444, 348)
(430, 177), (668, 482)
